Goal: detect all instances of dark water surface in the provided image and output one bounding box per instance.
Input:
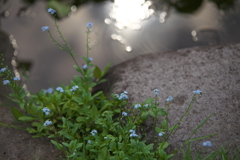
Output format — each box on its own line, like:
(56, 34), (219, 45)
(1, 0), (240, 92)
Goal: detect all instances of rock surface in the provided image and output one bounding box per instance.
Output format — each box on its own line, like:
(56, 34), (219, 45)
(0, 30), (64, 160)
(97, 43), (240, 156)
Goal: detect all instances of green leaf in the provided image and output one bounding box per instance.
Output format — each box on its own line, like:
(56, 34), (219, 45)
(103, 62), (112, 76)
(167, 154), (175, 159)
(161, 120), (167, 129)
(51, 140), (64, 150)
(26, 127), (37, 134)
(18, 116), (35, 122)
(76, 143), (83, 149)
(144, 144), (154, 152)
(144, 98), (153, 104)
(169, 125), (178, 131)
(186, 113), (214, 142)
(82, 56), (88, 62)
(158, 142), (169, 150)
(10, 107), (23, 121)
(93, 66), (102, 79)
(76, 116), (86, 122)
(73, 65), (83, 74)
(184, 133), (218, 144)
(155, 127), (161, 133)
(62, 142), (70, 148)
(69, 140), (77, 150)
(119, 151), (124, 158)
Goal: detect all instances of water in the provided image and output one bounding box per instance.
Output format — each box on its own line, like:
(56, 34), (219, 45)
(1, 0), (240, 92)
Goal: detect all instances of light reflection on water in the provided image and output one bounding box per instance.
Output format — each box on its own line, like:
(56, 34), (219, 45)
(1, 0), (240, 92)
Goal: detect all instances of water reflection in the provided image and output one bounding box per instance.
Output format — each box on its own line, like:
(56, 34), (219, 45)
(1, 0), (240, 92)
(191, 28), (221, 45)
(108, 0), (153, 30)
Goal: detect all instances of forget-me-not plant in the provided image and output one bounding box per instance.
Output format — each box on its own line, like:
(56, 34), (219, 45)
(0, 67), (7, 73)
(43, 120), (52, 126)
(56, 87), (64, 92)
(41, 26), (49, 32)
(3, 80), (10, 85)
(202, 141), (213, 147)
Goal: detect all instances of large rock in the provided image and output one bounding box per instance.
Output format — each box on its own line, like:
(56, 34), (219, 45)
(0, 30), (64, 160)
(97, 43), (240, 156)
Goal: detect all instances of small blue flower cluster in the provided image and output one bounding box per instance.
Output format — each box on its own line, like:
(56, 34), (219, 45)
(202, 141), (212, 147)
(193, 90), (202, 94)
(13, 77), (20, 81)
(115, 91), (128, 100)
(88, 57), (93, 62)
(56, 87), (64, 92)
(154, 89), (160, 95)
(44, 88), (53, 94)
(82, 64), (88, 69)
(86, 22), (93, 28)
(0, 67), (7, 73)
(158, 132), (165, 137)
(2, 76), (20, 85)
(134, 103), (141, 109)
(122, 112), (128, 116)
(41, 8), (56, 32)
(166, 96), (173, 102)
(144, 104), (149, 108)
(129, 129), (138, 137)
(48, 8), (56, 15)
(41, 26), (49, 32)
(90, 129), (97, 136)
(43, 120), (52, 126)
(3, 80), (10, 85)
(42, 107), (51, 115)
(70, 85), (79, 92)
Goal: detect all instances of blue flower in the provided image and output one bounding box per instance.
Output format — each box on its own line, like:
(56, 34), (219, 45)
(13, 77), (20, 81)
(202, 141), (212, 147)
(41, 26), (49, 32)
(144, 104), (149, 108)
(42, 107), (51, 115)
(119, 93), (128, 100)
(129, 129), (135, 133)
(104, 137), (108, 139)
(3, 80), (10, 85)
(193, 90), (202, 95)
(166, 96), (173, 102)
(44, 88), (53, 94)
(134, 104), (141, 109)
(43, 120), (52, 126)
(86, 22), (93, 28)
(0, 68), (7, 73)
(88, 57), (93, 62)
(48, 8), (56, 14)
(154, 89), (160, 95)
(83, 64), (88, 69)
(129, 130), (138, 137)
(90, 129), (97, 136)
(88, 140), (92, 144)
(56, 87), (64, 92)
(158, 132), (165, 137)
(70, 85), (79, 92)
(123, 91), (128, 94)
(122, 112), (128, 116)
